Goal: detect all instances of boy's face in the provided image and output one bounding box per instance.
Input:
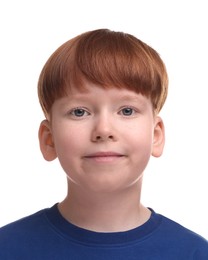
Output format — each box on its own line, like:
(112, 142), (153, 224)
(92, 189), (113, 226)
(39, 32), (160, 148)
(39, 82), (165, 193)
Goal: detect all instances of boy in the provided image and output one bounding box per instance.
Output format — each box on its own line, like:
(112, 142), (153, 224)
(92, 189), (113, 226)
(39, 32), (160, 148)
(0, 29), (207, 259)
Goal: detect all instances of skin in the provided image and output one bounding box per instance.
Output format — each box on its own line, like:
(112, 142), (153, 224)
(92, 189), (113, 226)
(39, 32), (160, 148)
(39, 82), (165, 232)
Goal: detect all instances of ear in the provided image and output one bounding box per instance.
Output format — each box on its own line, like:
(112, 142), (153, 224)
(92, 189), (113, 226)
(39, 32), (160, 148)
(38, 120), (57, 161)
(151, 116), (165, 158)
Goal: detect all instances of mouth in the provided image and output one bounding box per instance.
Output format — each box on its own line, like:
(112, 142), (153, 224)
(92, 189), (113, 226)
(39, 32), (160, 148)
(83, 152), (125, 163)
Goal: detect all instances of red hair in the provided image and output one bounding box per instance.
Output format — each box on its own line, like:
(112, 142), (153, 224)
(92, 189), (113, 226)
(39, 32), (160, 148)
(38, 29), (168, 117)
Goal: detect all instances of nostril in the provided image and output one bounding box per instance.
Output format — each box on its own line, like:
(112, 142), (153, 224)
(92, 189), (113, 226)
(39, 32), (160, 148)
(94, 135), (114, 141)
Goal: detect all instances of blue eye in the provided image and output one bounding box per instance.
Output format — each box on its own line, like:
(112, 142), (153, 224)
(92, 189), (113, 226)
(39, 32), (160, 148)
(120, 107), (134, 116)
(71, 108), (88, 117)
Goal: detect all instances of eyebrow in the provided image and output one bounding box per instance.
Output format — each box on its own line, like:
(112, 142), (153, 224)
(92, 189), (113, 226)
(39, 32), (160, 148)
(117, 94), (148, 105)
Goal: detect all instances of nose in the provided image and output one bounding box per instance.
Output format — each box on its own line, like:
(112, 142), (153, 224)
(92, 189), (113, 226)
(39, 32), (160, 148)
(91, 114), (117, 142)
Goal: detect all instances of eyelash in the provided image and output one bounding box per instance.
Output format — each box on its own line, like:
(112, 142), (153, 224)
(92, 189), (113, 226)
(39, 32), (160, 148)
(69, 107), (90, 117)
(118, 106), (137, 116)
(68, 106), (137, 118)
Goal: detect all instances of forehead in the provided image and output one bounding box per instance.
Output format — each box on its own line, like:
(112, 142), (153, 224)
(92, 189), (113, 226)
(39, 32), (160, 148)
(53, 82), (152, 109)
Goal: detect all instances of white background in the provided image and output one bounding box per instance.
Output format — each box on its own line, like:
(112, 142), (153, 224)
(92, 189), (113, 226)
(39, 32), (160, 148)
(0, 0), (207, 239)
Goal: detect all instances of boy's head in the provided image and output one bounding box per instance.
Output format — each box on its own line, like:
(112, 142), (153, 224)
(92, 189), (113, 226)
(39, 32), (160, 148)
(38, 29), (168, 119)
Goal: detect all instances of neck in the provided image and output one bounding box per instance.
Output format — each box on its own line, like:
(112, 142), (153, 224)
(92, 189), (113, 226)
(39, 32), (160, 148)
(58, 181), (150, 232)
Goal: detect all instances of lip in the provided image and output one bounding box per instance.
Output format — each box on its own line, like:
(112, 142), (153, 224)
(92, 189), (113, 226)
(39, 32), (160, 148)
(83, 152), (125, 162)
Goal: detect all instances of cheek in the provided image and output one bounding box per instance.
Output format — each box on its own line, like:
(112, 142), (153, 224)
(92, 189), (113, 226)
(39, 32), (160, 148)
(127, 125), (154, 165)
(125, 122), (154, 148)
(52, 125), (88, 165)
(53, 135), (80, 179)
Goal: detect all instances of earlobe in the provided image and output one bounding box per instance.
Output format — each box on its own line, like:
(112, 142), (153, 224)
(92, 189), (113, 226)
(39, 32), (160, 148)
(38, 120), (57, 161)
(151, 116), (165, 158)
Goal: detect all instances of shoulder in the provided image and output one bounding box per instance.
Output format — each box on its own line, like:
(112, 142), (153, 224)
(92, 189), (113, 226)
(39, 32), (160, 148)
(1, 207), (48, 228)
(156, 212), (208, 256)
(0, 206), (51, 242)
(159, 213), (207, 239)
(0, 205), (59, 259)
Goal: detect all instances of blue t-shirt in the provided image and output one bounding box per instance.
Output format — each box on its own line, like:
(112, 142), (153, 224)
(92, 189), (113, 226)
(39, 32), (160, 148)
(0, 204), (207, 259)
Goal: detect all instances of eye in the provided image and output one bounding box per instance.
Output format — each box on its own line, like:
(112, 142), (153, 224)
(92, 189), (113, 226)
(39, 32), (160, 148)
(119, 107), (135, 116)
(70, 108), (90, 117)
